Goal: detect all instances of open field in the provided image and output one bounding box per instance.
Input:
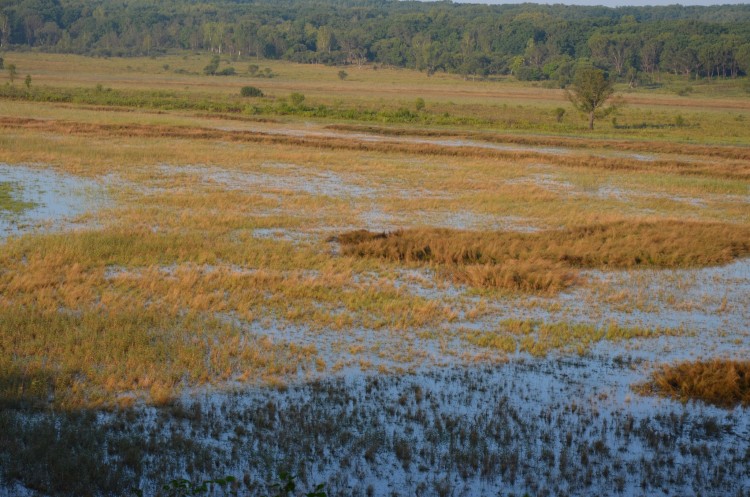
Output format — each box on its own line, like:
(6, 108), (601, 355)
(3, 51), (750, 143)
(0, 52), (749, 496)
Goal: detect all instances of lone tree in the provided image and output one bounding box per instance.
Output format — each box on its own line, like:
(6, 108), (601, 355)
(567, 67), (616, 130)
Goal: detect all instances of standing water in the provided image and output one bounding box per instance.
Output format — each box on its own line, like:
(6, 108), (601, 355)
(0, 163), (104, 240)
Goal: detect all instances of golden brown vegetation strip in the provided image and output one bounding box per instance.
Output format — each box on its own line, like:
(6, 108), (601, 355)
(336, 221), (750, 292)
(638, 360), (750, 408)
(2, 117), (749, 180)
(326, 123), (750, 162)
(0, 227), (449, 331)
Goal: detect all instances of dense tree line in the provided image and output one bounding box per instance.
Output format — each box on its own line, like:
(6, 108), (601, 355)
(2, 0), (750, 84)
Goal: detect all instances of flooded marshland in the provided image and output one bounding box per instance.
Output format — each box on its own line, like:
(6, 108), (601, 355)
(1, 118), (749, 497)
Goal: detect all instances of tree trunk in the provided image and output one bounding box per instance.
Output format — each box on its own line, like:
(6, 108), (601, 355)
(588, 112), (595, 130)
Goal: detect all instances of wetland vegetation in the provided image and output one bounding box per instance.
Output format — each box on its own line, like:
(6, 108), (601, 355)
(0, 182), (32, 215)
(0, 1), (749, 495)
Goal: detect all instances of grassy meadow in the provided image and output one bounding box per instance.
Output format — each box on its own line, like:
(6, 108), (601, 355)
(1, 51), (749, 496)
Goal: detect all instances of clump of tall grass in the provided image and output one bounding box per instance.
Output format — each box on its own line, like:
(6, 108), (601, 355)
(335, 220), (750, 292)
(639, 359), (750, 408)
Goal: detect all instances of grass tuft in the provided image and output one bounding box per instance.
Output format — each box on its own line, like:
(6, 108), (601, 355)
(638, 359), (750, 408)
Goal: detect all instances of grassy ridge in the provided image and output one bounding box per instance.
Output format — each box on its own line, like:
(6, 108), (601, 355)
(337, 221), (750, 292)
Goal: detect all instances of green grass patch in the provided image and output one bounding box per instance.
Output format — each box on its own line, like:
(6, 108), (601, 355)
(0, 182), (34, 215)
(464, 319), (684, 357)
(0, 84), (490, 127)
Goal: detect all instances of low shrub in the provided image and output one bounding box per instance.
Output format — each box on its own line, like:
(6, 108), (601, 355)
(240, 86), (264, 97)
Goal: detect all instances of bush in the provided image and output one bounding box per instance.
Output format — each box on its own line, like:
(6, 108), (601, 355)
(289, 92), (305, 107)
(415, 97), (425, 112)
(337, 70), (348, 80)
(240, 86), (264, 97)
(203, 56), (220, 75)
(254, 68), (275, 78)
(216, 67), (236, 76)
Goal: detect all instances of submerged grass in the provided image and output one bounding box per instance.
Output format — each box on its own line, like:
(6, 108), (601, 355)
(337, 220), (750, 292)
(0, 182), (34, 214)
(638, 359), (750, 408)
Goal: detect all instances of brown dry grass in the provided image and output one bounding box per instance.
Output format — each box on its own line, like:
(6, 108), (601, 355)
(336, 220), (750, 292)
(639, 359), (750, 408)
(0, 304), (317, 409)
(2, 117), (748, 180)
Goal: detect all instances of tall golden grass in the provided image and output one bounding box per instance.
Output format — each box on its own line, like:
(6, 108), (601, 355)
(0, 304), (317, 409)
(336, 220), (750, 292)
(639, 359), (750, 408)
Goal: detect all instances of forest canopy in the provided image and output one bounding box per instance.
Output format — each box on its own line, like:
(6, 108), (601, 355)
(1, 0), (750, 83)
